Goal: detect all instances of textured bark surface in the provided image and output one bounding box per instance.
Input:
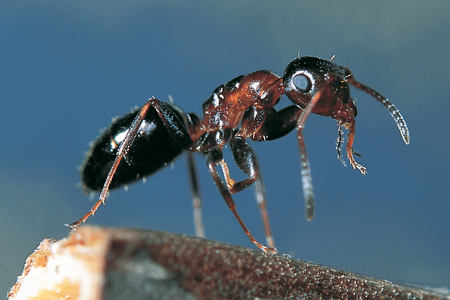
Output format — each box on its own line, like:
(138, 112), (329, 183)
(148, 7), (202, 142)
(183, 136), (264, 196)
(8, 226), (450, 300)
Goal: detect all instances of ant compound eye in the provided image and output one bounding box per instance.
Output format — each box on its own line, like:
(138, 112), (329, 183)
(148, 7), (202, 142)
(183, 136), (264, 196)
(287, 70), (314, 95)
(292, 72), (312, 92)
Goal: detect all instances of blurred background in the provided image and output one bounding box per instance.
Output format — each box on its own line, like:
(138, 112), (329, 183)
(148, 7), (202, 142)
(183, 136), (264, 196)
(1, 1), (449, 296)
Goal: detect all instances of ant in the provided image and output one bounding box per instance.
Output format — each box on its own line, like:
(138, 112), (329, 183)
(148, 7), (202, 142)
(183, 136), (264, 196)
(69, 55), (410, 254)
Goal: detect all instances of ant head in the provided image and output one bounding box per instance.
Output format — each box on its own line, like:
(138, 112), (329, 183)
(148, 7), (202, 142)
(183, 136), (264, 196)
(283, 56), (353, 119)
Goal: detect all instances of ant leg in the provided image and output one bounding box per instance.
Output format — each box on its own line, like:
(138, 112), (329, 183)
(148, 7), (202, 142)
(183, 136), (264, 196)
(68, 99), (154, 230)
(295, 88), (326, 221)
(229, 137), (275, 248)
(69, 97), (193, 230)
(297, 128), (314, 221)
(225, 137), (259, 193)
(206, 148), (277, 254)
(252, 162), (275, 248)
(345, 122), (367, 174)
(186, 151), (205, 238)
(250, 106), (302, 141)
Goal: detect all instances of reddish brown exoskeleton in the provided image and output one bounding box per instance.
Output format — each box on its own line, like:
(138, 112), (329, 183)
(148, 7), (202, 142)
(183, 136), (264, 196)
(70, 55), (410, 254)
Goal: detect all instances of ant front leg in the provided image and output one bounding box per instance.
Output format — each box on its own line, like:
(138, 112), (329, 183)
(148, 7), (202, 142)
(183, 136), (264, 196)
(251, 100), (322, 221)
(295, 88), (326, 221)
(206, 145), (277, 254)
(249, 104), (317, 220)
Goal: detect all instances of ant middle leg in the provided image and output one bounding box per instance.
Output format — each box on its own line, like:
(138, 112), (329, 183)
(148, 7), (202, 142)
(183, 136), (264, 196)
(206, 146), (277, 254)
(207, 137), (276, 248)
(230, 137), (275, 249)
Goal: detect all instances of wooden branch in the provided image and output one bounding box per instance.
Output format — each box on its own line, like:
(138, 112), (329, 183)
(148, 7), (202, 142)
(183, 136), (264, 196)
(8, 226), (449, 300)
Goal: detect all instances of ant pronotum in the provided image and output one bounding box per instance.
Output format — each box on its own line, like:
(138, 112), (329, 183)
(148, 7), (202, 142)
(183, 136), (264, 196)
(69, 55), (410, 254)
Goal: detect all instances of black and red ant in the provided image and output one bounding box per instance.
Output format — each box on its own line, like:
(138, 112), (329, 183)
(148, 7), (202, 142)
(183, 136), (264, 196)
(69, 55), (410, 254)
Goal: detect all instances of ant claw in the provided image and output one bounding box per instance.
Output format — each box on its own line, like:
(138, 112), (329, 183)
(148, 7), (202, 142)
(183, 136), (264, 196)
(65, 222), (79, 231)
(260, 245), (278, 255)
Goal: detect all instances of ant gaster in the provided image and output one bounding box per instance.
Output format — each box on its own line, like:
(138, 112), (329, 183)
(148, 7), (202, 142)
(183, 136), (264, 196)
(69, 55), (410, 254)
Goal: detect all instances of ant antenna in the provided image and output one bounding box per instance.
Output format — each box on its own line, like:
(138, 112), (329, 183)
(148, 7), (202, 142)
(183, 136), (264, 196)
(343, 67), (410, 145)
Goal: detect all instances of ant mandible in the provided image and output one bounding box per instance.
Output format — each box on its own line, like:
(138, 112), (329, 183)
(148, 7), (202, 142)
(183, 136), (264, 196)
(69, 55), (410, 254)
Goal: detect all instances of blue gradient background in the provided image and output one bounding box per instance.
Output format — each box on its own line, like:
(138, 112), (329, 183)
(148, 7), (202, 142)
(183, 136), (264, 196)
(1, 1), (449, 296)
